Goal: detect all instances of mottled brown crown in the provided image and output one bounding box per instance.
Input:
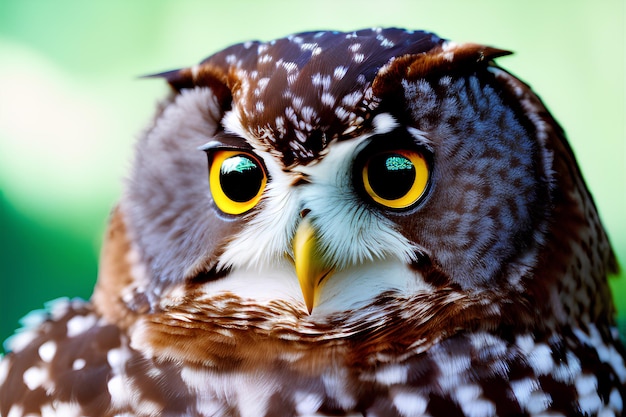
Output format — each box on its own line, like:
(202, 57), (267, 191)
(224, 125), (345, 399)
(155, 29), (509, 167)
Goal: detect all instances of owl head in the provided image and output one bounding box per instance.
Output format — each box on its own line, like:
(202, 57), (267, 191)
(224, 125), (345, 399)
(92, 28), (617, 360)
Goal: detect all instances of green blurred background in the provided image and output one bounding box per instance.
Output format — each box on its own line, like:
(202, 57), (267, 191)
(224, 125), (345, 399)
(0, 0), (624, 352)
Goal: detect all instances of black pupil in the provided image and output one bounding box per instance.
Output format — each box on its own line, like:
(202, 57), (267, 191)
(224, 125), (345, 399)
(368, 153), (415, 200)
(219, 155), (263, 202)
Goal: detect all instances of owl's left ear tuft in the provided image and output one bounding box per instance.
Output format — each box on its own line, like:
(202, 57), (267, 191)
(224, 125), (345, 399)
(142, 65), (233, 108)
(372, 43), (512, 97)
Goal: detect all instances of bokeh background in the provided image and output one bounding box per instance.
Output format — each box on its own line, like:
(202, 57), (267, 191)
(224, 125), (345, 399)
(0, 0), (624, 352)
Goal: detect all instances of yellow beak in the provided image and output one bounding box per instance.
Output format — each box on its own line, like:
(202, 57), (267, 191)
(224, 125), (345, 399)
(292, 217), (333, 314)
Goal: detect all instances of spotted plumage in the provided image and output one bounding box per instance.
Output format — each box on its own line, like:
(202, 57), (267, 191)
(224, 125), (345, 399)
(0, 28), (624, 417)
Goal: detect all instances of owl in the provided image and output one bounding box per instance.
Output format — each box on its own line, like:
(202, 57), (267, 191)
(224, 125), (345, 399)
(0, 27), (624, 417)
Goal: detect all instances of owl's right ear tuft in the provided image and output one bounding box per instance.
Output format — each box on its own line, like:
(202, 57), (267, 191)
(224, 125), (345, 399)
(372, 43), (512, 98)
(142, 65), (233, 110)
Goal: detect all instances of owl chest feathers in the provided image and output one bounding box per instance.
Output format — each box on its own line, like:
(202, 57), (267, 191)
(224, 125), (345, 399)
(5, 297), (624, 417)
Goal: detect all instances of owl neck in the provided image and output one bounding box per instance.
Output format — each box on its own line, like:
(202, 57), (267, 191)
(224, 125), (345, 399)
(92, 206), (149, 330)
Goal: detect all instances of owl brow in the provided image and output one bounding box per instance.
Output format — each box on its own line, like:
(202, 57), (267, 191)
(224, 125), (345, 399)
(198, 134), (253, 153)
(366, 127), (429, 151)
(406, 127), (434, 150)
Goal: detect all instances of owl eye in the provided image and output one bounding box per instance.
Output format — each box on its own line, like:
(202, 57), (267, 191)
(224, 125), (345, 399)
(209, 150), (267, 215)
(361, 149), (429, 209)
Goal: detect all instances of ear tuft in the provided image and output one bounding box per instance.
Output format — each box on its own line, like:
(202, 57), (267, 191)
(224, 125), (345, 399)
(372, 43), (512, 97)
(143, 65), (233, 109)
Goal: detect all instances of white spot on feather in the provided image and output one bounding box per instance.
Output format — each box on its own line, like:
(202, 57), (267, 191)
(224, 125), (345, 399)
(279, 350), (305, 362)
(334, 106), (350, 121)
(234, 373), (277, 417)
(46, 297), (72, 321)
(7, 405), (24, 417)
(392, 390), (427, 417)
(321, 92), (336, 107)
(275, 116), (286, 135)
(375, 364), (408, 385)
(38, 340), (57, 363)
(435, 353), (471, 391)
(442, 41), (458, 51)
(578, 392), (603, 415)
(439, 75), (453, 86)
(41, 402), (82, 417)
(23, 365), (48, 390)
(136, 398), (164, 416)
(72, 358), (86, 370)
(300, 106), (317, 123)
(4, 329), (38, 353)
(552, 351), (581, 383)
(107, 375), (131, 408)
(311, 74), (331, 90)
(371, 113), (398, 134)
(18, 309), (48, 329)
(190, 64), (200, 80)
(181, 366), (211, 391)
(455, 385), (496, 417)
(515, 334), (535, 354)
(525, 391), (552, 414)
(510, 377), (539, 406)
(281, 61), (298, 73)
(455, 384), (480, 404)
(66, 314), (97, 338)
(322, 367), (356, 409)
(527, 343), (554, 375)
(341, 91), (363, 107)
(294, 391), (323, 415)
(299, 42), (318, 52)
(376, 34), (394, 47)
(576, 373), (597, 397)
(341, 125), (358, 136)
(333, 66), (348, 79)
(107, 346), (132, 375)
(610, 388), (623, 412)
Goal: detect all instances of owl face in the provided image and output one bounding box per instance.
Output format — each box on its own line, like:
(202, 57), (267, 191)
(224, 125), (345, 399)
(114, 28), (614, 332)
(202, 112), (431, 315)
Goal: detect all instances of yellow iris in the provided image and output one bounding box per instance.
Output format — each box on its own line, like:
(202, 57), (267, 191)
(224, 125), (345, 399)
(362, 149), (429, 209)
(209, 150), (267, 215)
